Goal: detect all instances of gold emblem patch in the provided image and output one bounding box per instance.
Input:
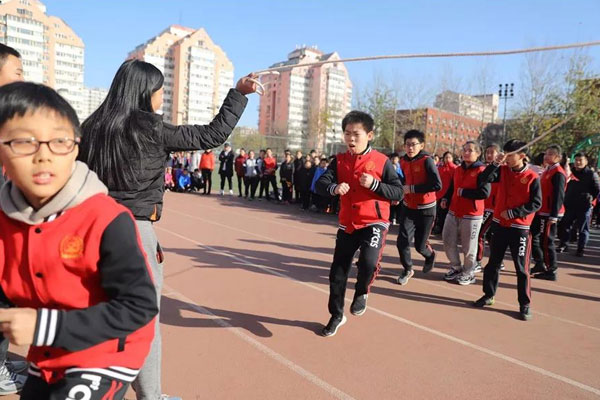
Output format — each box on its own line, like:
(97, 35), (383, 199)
(365, 160), (376, 172)
(520, 177), (529, 184)
(470, 171), (477, 177)
(60, 235), (84, 259)
(414, 166), (421, 172)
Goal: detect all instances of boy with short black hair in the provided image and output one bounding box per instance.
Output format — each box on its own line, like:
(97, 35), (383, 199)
(0, 82), (157, 399)
(395, 130), (442, 285)
(474, 139), (542, 321)
(530, 145), (566, 281)
(316, 111), (403, 337)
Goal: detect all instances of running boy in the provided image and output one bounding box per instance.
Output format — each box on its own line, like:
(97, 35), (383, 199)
(316, 111), (403, 337)
(396, 130), (442, 285)
(0, 82), (157, 398)
(530, 144), (566, 281)
(473, 139), (541, 321)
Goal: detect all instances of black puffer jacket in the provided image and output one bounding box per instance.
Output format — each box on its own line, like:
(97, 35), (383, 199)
(564, 165), (600, 209)
(108, 89), (247, 221)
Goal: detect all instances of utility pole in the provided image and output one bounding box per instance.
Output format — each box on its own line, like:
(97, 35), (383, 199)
(498, 83), (514, 143)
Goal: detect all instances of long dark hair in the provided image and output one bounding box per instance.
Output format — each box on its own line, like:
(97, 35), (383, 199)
(78, 59), (164, 190)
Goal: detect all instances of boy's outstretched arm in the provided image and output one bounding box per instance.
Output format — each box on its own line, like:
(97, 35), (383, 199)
(33, 212), (158, 351)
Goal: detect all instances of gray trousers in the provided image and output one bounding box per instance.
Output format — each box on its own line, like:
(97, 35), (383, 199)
(132, 221), (164, 400)
(442, 213), (482, 274)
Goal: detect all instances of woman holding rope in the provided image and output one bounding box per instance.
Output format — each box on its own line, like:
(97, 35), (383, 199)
(78, 59), (257, 400)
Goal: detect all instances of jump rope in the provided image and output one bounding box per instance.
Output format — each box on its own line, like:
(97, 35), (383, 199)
(244, 40), (600, 155)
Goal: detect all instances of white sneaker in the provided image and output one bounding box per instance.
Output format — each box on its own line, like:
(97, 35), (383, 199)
(220, 190), (224, 196)
(229, 189), (234, 195)
(457, 272), (476, 286)
(0, 362), (26, 395)
(473, 263), (482, 273)
(160, 395), (183, 400)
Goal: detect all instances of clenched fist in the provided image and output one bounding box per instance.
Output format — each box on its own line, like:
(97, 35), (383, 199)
(236, 73), (259, 95)
(359, 173), (374, 189)
(0, 308), (37, 346)
(335, 182), (350, 196)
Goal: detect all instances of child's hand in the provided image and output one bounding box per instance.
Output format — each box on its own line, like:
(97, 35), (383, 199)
(236, 73), (259, 95)
(0, 308), (37, 346)
(335, 183), (350, 196)
(440, 199), (448, 209)
(359, 173), (374, 189)
(495, 153), (507, 165)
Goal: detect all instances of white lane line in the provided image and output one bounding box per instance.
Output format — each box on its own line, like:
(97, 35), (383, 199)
(156, 226), (600, 398)
(162, 209), (600, 331)
(161, 285), (355, 400)
(399, 273), (600, 333)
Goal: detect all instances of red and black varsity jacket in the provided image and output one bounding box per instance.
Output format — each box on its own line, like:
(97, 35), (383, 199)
(537, 163), (566, 221)
(484, 181), (499, 212)
(478, 163), (542, 229)
(442, 161), (490, 219)
(315, 147), (403, 233)
(0, 194), (157, 383)
(436, 162), (458, 200)
(400, 151), (441, 210)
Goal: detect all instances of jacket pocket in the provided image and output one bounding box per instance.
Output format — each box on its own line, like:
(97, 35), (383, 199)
(375, 201), (382, 219)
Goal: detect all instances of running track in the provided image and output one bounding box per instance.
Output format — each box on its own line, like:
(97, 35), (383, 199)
(7, 191), (600, 399)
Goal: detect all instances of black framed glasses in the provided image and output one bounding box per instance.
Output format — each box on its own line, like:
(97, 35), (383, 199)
(0, 137), (80, 155)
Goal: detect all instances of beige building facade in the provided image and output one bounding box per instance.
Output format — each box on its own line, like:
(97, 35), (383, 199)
(258, 46), (353, 150)
(0, 0), (85, 115)
(128, 25), (234, 125)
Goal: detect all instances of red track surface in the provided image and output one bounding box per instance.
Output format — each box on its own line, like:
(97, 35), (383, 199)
(7, 191), (600, 399)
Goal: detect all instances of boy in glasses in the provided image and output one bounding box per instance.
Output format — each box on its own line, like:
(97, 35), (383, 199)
(396, 130), (442, 285)
(0, 82), (157, 399)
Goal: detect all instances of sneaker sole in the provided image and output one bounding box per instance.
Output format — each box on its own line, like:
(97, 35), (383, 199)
(444, 274), (460, 281)
(322, 315), (347, 337)
(351, 307), (366, 316)
(457, 279), (476, 286)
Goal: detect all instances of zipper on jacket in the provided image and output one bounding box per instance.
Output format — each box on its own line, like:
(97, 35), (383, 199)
(375, 201), (382, 219)
(118, 337), (126, 352)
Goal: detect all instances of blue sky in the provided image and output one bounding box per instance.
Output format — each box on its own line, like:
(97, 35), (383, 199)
(42, 0), (600, 127)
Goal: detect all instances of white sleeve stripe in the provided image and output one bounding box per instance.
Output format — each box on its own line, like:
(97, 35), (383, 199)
(36, 308), (48, 347)
(45, 309), (58, 346)
(328, 184), (337, 195)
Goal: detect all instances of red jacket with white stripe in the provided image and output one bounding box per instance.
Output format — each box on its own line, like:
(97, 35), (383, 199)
(478, 163), (542, 229)
(443, 161), (490, 219)
(0, 194), (157, 383)
(400, 151), (442, 210)
(315, 147), (403, 233)
(537, 163), (566, 220)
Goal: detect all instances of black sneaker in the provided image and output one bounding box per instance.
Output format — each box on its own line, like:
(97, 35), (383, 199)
(556, 243), (568, 253)
(350, 294), (368, 316)
(397, 269), (415, 285)
(576, 249), (584, 257)
(533, 271), (557, 281)
(520, 305), (532, 321)
(530, 263), (546, 275)
(423, 251), (436, 273)
(473, 296), (495, 308)
(321, 315), (347, 337)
